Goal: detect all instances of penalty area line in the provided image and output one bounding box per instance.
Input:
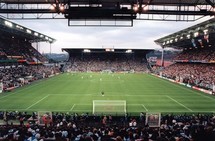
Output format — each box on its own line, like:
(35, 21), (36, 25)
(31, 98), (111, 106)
(70, 104), (76, 111)
(141, 104), (148, 112)
(166, 95), (193, 112)
(25, 95), (49, 110)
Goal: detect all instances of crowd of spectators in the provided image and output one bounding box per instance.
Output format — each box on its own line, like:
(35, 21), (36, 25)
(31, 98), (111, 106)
(161, 63), (215, 91)
(174, 47), (215, 62)
(0, 33), (61, 91)
(156, 46), (215, 91)
(68, 53), (148, 73)
(0, 65), (60, 91)
(0, 35), (48, 63)
(0, 111), (215, 141)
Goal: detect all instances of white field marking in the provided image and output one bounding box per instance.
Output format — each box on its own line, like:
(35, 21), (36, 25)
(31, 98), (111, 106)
(70, 109), (90, 112)
(75, 104), (91, 105)
(47, 93), (95, 96)
(25, 95), (50, 110)
(142, 104), (149, 112)
(0, 108), (213, 113)
(0, 109), (89, 112)
(156, 75), (215, 101)
(47, 94), (164, 97)
(70, 104), (76, 111)
(166, 96), (193, 112)
(127, 104), (143, 105)
(125, 94), (165, 96)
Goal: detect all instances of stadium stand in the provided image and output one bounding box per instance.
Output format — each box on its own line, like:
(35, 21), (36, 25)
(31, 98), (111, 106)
(161, 63), (215, 91)
(1, 3), (215, 141)
(0, 111), (215, 141)
(0, 34), (48, 64)
(157, 43), (215, 92)
(63, 49), (149, 73)
(0, 18), (60, 92)
(0, 66), (60, 91)
(154, 18), (215, 94)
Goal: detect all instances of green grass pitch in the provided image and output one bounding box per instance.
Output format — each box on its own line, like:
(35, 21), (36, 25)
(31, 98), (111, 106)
(0, 72), (215, 115)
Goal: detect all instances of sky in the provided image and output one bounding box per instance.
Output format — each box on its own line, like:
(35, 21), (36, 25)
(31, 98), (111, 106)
(13, 16), (212, 54)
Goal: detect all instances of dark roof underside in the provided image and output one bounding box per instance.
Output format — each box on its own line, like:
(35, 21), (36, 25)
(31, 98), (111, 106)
(1, 0), (212, 5)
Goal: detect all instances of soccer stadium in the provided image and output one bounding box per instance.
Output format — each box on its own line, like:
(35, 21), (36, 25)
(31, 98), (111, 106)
(1, 0), (215, 141)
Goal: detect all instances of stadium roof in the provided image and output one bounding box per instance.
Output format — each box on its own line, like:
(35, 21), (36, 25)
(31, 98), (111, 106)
(1, 0), (212, 5)
(1, 0), (215, 24)
(154, 17), (215, 49)
(0, 17), (56, 43)
(62, 48), (153, 54)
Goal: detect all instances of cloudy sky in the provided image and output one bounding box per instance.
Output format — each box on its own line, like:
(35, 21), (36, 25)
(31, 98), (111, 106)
(13, 16), (211, 54)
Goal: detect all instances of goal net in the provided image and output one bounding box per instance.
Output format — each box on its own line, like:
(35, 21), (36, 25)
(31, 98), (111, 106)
(93, 100), (126, 115)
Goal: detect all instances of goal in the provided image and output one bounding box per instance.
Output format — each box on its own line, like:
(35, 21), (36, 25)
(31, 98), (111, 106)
(93, 100), (126, 115)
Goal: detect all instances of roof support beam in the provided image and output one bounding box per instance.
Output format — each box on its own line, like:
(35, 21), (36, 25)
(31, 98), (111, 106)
(205, 0), (215, 7)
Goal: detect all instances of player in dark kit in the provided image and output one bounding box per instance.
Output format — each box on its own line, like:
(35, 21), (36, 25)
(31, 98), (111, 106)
(101, 91), (104, 96)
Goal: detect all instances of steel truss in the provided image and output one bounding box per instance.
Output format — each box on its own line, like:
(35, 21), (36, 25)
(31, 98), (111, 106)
(0, 0), (214, 22)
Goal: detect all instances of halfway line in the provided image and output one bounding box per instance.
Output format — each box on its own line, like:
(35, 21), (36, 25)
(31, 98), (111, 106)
(166, 95), (193, 112)
(25, 95), (49, 110)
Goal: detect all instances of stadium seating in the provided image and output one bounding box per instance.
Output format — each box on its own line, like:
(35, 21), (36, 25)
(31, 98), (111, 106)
(0, 111), (215, 141)
(68, 53), (148, 73)
(161, 47), (215, 91)
(0, 65), (60, 91)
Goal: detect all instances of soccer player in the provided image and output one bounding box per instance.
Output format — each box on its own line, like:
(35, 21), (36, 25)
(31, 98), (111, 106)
(101, 91), (104, 96)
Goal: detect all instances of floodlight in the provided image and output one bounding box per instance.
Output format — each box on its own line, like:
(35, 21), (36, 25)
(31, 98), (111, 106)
(26, 29), (32, 34)
(59, 5), (65, 11)
(126, 49), (132, 53)
(50, 4), (56, 10)
(16, 25), (23, 30)
(34, 32), (38, 36)
(133, 4), (139, 12)
(4, 21), (13, 27)
(142, 5), (149, 11)
(83, 49), (91, 53)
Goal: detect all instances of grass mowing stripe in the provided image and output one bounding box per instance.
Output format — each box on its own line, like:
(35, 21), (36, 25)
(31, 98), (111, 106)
(70, 104), (76, 111)
(48, 94), (164, 97)
(1, 73), (214, 114)
(47, 94), (94, 96)
(142, 104), (148, 112)
(25, 95), (50, 110)
(166, 96), (193, 112)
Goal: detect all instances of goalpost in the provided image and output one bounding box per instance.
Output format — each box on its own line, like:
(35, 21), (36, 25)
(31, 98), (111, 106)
(93, 100), (126, 115)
